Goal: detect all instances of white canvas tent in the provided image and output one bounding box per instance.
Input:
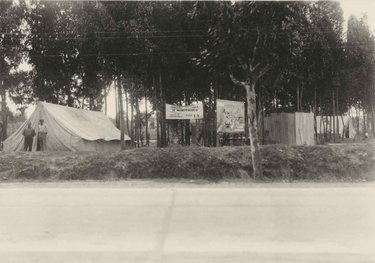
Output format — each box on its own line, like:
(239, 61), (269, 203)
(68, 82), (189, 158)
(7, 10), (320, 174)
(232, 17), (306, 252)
(316, 115), (356, 139)
(3, 101), (130, 152)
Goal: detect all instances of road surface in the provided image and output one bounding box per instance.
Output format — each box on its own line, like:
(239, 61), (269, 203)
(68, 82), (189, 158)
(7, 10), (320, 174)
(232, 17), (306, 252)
(0, 183), (374, 262)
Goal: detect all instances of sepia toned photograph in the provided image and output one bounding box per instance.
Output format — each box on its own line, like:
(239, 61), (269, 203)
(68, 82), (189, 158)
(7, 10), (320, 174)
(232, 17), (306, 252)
(0, 0), (374, 262)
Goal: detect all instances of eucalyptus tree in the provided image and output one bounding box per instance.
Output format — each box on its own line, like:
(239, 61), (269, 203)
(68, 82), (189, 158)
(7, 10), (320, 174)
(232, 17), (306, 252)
(0, 0), (25, 139)
(26, 1), (79, 105)
(345, 15), (375, 134)
(195, 1), (310, 178)
(147, 1), (212, 146)
(307, 1), (345, 117)
(289, 1), (345, 141)
(26, 1), (112, 109)
(103, 1), (211, 146)
(72, 1), (116, 110)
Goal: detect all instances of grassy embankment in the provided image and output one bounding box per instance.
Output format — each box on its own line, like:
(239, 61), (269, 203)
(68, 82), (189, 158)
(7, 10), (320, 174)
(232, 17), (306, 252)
(0, 143), (374, 182)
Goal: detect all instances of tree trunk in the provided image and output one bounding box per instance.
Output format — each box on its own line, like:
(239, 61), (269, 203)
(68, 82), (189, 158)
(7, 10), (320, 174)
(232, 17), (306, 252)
(329, 115), (332, 141)
(300, 81), (304, 112)
(185, 120), (190, 146)
(324, 115), (327, 141)
(0, 81), (7, 141)
(245, 83), (263, 179)
(145, 90), (149, 146)
(159, 71), (167, 147)
(125, 90), (130, 137)
(313, 86), (318, 144)
(135, 98), (141, 147)
(118, 78), (125, 150)
(130, 91), (134, 146)
(229, 72), (263, 178)
(156, 109), (160, 147)
(205, 86), (210, 146)
(66, 87), (74, 107)
(167, 121), (170, 145)
(114, 82), (119, 128)
(104, 87), (107, 116)
(214, 80), (219, 147)
(154, 75), (160, 148)
(336, 88), (340, 139)
(363, 111), (366, 134)
(341, 115), (345, 140)
(244, 98), (249, 145)
(367, 112), (370, 133)
(319, 115), (323, 143)
(332, 90), (336, 142)
(356, 108), (360, 134)
(180, 120), (184, 145)
(296, 84), (300, 112)
(257, 92), (263, 145)
(203, 110), (208, 146)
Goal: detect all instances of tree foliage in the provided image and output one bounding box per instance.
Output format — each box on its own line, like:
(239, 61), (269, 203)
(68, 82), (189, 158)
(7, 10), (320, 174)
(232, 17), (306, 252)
(345, 15), (375, 111)
(1, 0), (374, 143)
(0, 0), (27, 138)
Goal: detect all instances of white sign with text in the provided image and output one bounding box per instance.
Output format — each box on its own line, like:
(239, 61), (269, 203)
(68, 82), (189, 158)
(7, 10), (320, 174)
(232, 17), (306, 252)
(166, 102), (203, 120)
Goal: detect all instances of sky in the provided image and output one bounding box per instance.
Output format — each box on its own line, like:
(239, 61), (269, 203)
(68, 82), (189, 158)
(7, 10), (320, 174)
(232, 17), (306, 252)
(7, 0), (375, 119)
(340, 0), (375, 33)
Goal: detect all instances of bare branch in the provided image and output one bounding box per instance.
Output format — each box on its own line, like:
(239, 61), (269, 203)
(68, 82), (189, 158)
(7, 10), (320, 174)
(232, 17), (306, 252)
(250, 26), (261, 66)
(230, 73), (246, 87)
(257, 64), (271, 79)
(235, 56), (249, 75)
(262, 31), (268, 47)
(251, 63), (261, 73)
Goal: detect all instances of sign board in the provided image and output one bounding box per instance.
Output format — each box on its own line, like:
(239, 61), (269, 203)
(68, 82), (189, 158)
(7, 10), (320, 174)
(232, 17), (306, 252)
(216, 99), (245, 133)
(166, 102), (203, 120)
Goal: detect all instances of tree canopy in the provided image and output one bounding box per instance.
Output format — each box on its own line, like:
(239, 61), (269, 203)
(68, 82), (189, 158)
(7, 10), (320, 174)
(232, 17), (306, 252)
(0, 1), (374, 141)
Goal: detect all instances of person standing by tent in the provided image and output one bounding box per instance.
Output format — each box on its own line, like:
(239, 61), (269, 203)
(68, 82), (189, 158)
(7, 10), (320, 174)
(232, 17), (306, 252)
(37, 119), (47, 151)
(23, 122), (36, 151)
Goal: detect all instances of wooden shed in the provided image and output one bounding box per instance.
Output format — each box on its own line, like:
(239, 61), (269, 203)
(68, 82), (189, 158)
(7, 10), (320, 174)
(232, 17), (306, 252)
(262, 112), (315, 145)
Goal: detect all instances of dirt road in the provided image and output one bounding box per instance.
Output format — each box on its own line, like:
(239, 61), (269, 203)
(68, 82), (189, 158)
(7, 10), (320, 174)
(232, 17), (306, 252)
(0, 183), (374, 262)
